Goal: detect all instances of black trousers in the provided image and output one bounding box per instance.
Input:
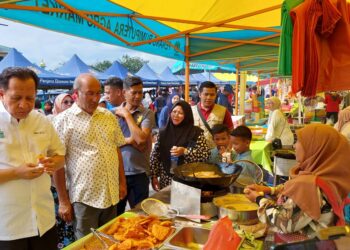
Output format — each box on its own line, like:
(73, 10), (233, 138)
(0, 226), (58, 250)
(117, 173), (149, 215)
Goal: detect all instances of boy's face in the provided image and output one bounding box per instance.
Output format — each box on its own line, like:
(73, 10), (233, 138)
(231, 136), (250, 154)
(213, 131), (230, 149)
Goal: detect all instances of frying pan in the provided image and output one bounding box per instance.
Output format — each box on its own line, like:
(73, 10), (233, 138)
(173, 162), (242, 188)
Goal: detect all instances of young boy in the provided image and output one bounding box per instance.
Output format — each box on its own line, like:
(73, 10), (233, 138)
(230, 125), (258, 185)
(208, 124), (235, 164)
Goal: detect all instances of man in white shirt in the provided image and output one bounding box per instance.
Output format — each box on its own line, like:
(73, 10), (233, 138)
(0, 67), (65, 250)
(53, 73), (126, 239)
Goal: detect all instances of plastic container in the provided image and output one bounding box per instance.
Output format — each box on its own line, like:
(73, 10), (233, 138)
(170, 155), (178, 174)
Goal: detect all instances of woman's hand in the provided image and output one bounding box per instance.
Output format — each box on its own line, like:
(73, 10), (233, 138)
(151, 176), (160, 192)
(170, 146), (186, 157)
(244, 189), (262, 203)
(245, 184), (272, 195)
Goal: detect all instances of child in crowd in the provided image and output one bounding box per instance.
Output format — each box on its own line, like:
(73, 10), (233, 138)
(230, 125), (258, 185)
(209, 124), (235, 164)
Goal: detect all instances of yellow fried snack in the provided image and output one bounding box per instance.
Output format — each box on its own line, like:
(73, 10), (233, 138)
(151, 224), (171, 241)
(102, 215), (173, 250)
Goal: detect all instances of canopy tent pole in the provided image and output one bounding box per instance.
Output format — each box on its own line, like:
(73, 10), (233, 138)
(269, 75), (273, 96)
(298, 93), (302, 125)
(239, 71), (247, 115)
(235, 62), (240, 115)
(185, 34), (190, 102)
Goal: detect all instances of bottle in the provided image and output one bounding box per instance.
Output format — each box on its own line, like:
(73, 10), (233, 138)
(222, 151), (232, 163)
(170, 155), (178, 174)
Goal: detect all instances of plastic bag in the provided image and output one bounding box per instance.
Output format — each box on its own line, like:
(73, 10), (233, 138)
(204, 217), (242, 250)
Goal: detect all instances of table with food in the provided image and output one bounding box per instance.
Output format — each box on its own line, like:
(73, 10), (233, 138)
(64, 160), (350, 250)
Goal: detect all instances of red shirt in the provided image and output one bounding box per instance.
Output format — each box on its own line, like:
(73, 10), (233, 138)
(198, 103), (233, 130)
(325, 94), (342, 112)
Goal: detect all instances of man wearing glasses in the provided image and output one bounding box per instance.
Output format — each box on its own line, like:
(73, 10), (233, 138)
(53, 73), (126, 239)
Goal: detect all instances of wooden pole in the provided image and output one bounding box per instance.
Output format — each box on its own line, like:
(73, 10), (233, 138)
(239, 71), (247, 115)
(235, 63), (240, 115)
(185, 34), (190, 102)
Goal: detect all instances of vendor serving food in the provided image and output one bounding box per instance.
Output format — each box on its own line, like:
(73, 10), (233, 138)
(244, 124), (350, 237)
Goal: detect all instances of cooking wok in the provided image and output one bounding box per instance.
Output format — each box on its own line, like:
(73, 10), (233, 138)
(173, 162), (242, 188)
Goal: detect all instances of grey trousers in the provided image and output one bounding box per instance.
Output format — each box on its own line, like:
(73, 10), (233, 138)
(73, 202), (118, 239)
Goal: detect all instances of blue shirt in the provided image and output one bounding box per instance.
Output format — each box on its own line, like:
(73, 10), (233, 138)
(218, 150), (257, 180)
(118, 103), (155, 175)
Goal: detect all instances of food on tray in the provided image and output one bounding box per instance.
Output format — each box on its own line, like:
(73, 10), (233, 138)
(190, 171), (221, 178)
(213, 194), (251, 206)
(105, 215), (173, 250)
(214, 194), (259, 212)
(223, 203), (259, 211)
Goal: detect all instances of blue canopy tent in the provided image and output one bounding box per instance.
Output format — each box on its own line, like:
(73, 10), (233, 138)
(0, 48), (74, 89)
(103, 60), (128, 79)
(177, 74), (199, 86)
(202, 72), (224, 84)
(54, 54), (108, 80)
(159, 66), (181, 86)
(171, 60), (236, 75)
(192, 73), (207, 83)
(135, 64), (160, 87)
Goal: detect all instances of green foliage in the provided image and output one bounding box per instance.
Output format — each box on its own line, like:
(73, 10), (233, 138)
(120, 55), (148, 74)
(91, 60), (112, 72)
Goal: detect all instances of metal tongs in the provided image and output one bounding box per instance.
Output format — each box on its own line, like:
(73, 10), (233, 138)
(90, 228), (119, 249)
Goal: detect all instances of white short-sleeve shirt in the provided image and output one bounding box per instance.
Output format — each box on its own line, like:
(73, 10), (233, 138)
(53, 104), (125, 209)
(0, 101), (65, 240)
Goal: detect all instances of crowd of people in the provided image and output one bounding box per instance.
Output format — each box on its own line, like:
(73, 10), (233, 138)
(1, 67), (350, 250)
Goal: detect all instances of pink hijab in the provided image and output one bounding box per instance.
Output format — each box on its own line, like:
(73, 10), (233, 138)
(336, 106), (350, 132)
(52, 93), (73, 115)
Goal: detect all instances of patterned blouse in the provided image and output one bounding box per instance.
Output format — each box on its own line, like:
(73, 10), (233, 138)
(257, 185), (335, 237)
(150, 131), (210, 189)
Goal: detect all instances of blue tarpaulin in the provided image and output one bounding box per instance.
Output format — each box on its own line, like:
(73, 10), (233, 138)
(103, 60), (129, 79)
(54, 54), (108, 80)
(0, 48), (74, 89)
(135, 63), (160, 85)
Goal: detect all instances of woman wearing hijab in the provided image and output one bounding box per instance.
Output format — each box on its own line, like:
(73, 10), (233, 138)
(158, 92), (180, 128)
(265, 97), (294, 146)
(245, 124), (350, 236)
(150, 100), (210, 190)
(51, 93), (75, 249)
(53, 93), (74, 115)
(142, 92), (153, 109)
(334, 106), (350, 143)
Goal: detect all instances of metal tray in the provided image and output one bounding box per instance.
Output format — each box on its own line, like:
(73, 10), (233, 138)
(164, 227), (210, 250)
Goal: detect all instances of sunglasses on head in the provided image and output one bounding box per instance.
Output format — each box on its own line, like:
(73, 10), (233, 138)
(63, 100), (74, 105)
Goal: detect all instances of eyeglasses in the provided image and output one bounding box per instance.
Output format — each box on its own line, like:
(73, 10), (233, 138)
(63, 100), (74, 105)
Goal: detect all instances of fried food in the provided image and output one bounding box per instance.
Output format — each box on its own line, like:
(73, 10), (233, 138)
(191, 171), (221, 178)
(105, 215), (173, 250)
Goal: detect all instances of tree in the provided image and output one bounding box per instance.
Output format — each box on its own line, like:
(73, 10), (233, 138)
(91, 60), (112, 72)
(120, 55), (148, 74)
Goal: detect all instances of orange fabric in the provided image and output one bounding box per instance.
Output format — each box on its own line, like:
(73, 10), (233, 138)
(290, 1), (307, 94)
(282, 124), (350, 220)
(315, 177), (346, 226)
(291, 0), (346, 96)
(318, 0), (350, 92)
(204, 217), (241, 250)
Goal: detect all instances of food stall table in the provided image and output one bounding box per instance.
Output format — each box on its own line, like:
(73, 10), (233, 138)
(250, 141), (273, 173)
(63, 186), (266, 250)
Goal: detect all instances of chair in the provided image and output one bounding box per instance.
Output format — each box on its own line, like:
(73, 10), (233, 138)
(273, 152), (297, 186)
